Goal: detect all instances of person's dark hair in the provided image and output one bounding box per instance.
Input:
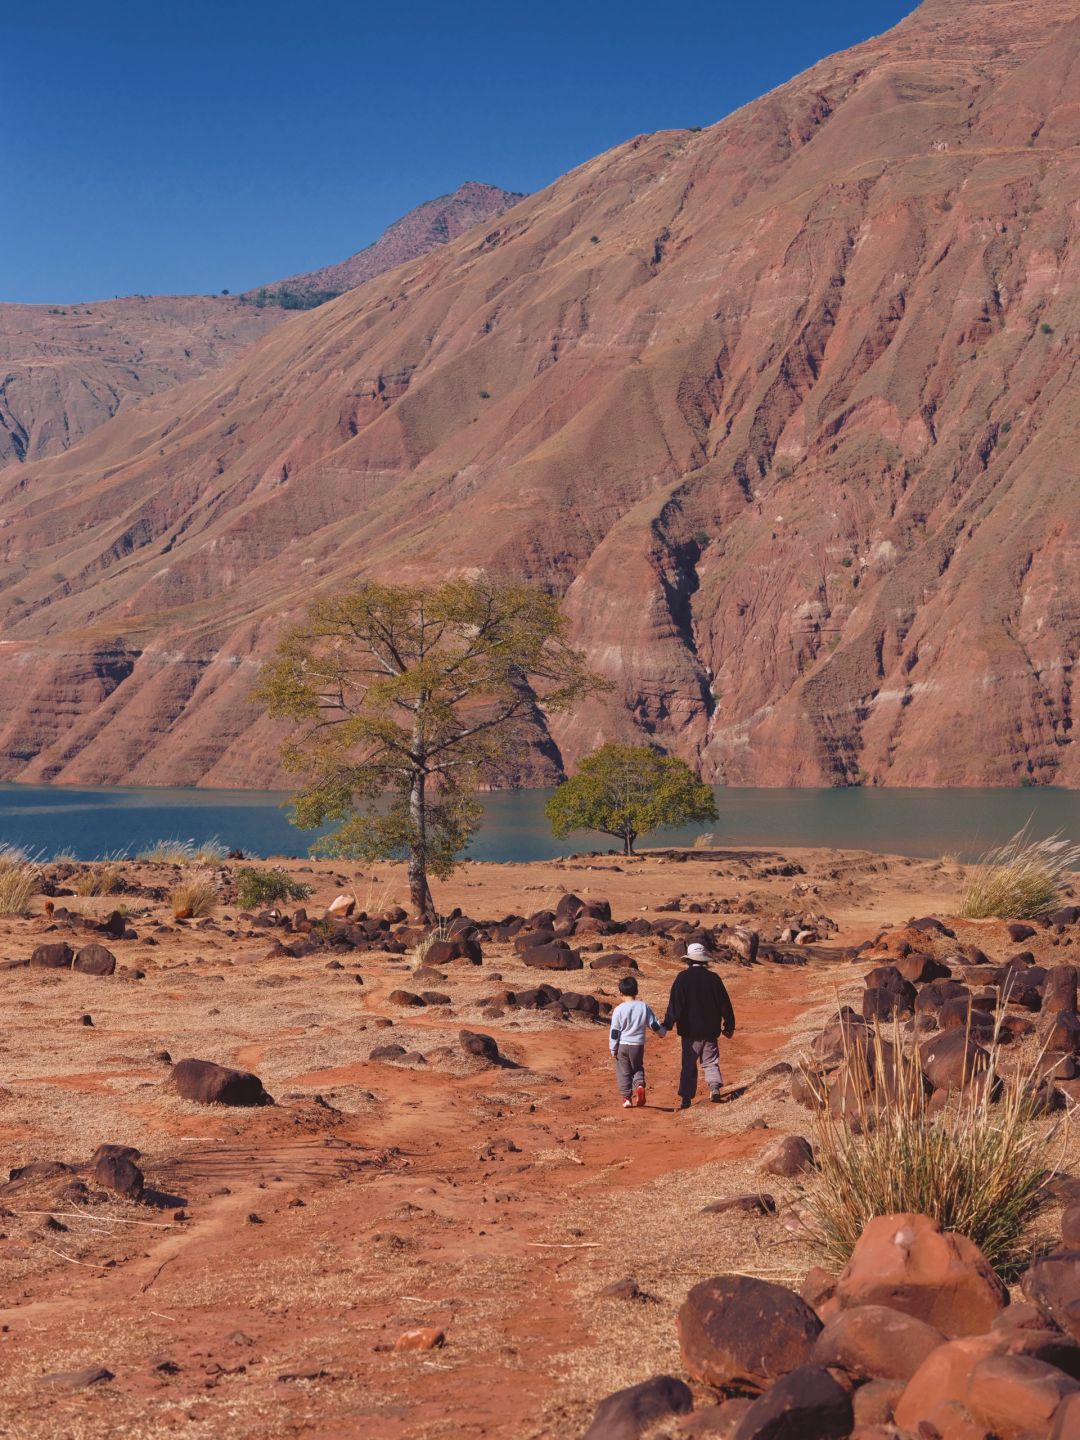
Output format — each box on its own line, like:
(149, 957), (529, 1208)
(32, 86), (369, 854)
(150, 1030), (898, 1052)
(618, 975), (639, 996)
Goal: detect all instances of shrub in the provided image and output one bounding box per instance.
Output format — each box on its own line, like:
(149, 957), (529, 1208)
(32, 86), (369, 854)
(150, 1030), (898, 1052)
(74, 858), (125, 896)
(959, 825), (1080, 919)
(235, 866), (312, 910)
(804, 1021), (1053, 1274)
(0, 845), (40, 915)
(171, 869), (218, 919)
(1040, 322), (1054, 335)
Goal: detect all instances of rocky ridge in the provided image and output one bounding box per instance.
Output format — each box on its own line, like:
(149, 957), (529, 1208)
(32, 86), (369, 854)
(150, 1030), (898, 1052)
(0, 0), (1077, 787)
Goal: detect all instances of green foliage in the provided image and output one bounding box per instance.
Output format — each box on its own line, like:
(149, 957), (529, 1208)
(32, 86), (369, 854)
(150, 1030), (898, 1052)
(545, 743), (718, 855)
(240, 286), (340, 311)
(1040, 322), (1054, 335)
(257, 577), (603, 912)
(234, 867), (312, 910)
(693, 529), (710, 548)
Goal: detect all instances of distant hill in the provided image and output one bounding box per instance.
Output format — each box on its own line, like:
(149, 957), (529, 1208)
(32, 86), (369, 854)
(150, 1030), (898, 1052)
(247, 181), (525, 310)
(0, 0), (1077, 791)
(0, 182), (524, 466)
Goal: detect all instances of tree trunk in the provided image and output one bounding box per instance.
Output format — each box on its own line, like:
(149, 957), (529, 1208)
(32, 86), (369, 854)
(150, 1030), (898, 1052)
(408, 766), (435, 918)
(624, 832), (635, 857)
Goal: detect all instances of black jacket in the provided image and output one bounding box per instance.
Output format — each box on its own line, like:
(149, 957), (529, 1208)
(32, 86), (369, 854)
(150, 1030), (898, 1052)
(664, 963), (735, 1040)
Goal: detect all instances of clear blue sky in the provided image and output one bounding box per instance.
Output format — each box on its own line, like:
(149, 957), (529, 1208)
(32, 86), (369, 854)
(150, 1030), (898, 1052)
(3, 0), (913, 304)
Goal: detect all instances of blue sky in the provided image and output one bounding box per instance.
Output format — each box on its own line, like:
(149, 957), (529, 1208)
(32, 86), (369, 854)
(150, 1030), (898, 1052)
(3, 0), (913, 303)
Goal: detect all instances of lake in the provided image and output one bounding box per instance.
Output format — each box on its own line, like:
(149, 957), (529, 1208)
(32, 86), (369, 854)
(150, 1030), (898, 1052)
(0, 783), (1077, 864)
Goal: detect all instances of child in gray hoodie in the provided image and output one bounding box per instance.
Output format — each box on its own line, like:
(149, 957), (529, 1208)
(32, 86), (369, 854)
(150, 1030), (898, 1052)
(609, 975), (666, 1108)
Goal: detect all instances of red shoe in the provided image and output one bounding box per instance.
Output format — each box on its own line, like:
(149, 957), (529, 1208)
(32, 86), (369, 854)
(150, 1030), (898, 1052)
(634, 1084), (646, 1107)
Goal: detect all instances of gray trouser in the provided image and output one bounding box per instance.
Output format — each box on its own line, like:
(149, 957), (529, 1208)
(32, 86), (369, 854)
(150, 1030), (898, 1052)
(614, 1044), (646, 1098)
(679, 1036), (722, 1099)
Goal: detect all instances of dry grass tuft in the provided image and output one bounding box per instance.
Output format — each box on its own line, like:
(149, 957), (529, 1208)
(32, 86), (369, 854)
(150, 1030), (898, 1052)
(959, 825), (1080, 919)
(170, 868), (218, 918)
(413, 917), (453, 965)
(138, 837), (196, 864)
(804, 1018), (1055, 1274)
(73, 857), (125, 896)
(0, 844), (40, 915)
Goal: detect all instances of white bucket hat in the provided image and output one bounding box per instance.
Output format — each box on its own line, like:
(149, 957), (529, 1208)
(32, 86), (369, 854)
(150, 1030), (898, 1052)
(685, 942), (709, 962)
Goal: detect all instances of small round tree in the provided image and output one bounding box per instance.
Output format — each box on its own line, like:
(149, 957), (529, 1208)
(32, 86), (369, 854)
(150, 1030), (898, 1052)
(545, 743), (718, 856)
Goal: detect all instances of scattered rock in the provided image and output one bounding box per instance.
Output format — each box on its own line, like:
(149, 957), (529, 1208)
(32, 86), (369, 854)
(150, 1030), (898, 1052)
(459, 1030), (500, 1063)
(72, 944), (116, 976)
(394, 1327), (445, 1351)
(836, 1213), (1007, 1337)
(584, 1374), (693, 1440)
(678, 1274), (823, 1391)
(169, 1058), (269, 1107)
(1022, 1251), (1080, 1340)
(760, 1136), (814, 1177)
(37, 1366), (114, 1391)
(30, 942), (74, 970)
(813, 1304), (946, 1382)
(729, 1363), (853, 1440)
(93, 1154), (144, 1200)
(702, 1194), (777, 1216)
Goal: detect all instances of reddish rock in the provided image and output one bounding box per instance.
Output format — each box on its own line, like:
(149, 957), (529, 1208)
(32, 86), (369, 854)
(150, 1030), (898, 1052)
(851, 1378), (905, 1427)
(967, 1353), (1079, 1438)
(920, 1031), (991, 1092)
(835, 1214), (1007, 1337)
(813, 1304), (946, 1382)
(459, 1030), (500, 1063)
(800, 1266), (837, 1312)
(169, 1058), (268, 1107)
(583, 1374), (693, 1439)
(894, 1335), (1003, 1431)
(520, 943), (583, 971)
(1023, 1252), (1080, 1341)
(760, 1136), (814, 1177)
(90, 1143), (141, 1167)
(678, 1275), (823, 1392)
(393, 1327), (444, 1351)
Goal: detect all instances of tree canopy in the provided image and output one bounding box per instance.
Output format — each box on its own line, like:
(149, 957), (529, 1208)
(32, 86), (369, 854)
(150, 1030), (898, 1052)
(545, 742), (718, 855)
(256, 577), (602, 914)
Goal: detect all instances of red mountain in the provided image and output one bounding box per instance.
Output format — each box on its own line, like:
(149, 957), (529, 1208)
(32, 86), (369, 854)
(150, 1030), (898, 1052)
(0, 0), (1076, 790)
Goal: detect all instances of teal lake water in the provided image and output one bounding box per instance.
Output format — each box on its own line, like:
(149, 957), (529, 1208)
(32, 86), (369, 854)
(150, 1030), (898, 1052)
(0, 784), (1077, 864)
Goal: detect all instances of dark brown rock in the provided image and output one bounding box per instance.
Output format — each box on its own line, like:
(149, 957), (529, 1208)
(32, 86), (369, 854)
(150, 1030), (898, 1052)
(678, 1274), (823, 1391)
(760, 1135), (814, 1177)
(169, 1058), (268, 1106)
(583, 1374), (693, 1440)
(72, 944), (117, 976)
(30, 942), (73, 970)
(521, 943), (583, 971)
(730, 1364), (853, 1440)
(93, 1154), (144, 1200)
(702, 1194), (776, 1216)
(919, 1030), (990, 1091)
(459, 1029), (500, 1063)
(1022, 1251), (1080, 1341)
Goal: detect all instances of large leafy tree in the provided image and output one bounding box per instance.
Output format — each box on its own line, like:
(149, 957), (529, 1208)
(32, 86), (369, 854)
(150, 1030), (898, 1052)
(545, 742), (718, 856)
(257, 578), (601, 915)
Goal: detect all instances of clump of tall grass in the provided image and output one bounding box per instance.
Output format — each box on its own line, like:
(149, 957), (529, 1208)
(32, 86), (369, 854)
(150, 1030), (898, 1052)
(804, 1019), (1055, 1275)
(192, 836), (228, 864)
(413, 918), (453, 966)
(138, 837), (195, 864)
(959, 825), (1080, 919)
(74, 852), (126, 896)
(0, 844), (40, 915)
(171, 869), (218, 919)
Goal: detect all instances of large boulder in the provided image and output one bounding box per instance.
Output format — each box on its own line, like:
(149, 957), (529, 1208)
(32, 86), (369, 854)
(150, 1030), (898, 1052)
(583, 1375), (692, 1440)
(730, 1365), (853, 1440)
(72, 944), (116, 976)
(893, 1335), (1003, 1432)
(1022, 1251), (1080, 1341)
(30, 942), (73, 970)
(520, 943), (583, 971)
(93, 1153), (144, 1200)
(678, 1275), (823, 1392)
(813, 1304), (946, 1382)
(968, 1354), (1078, 1438)
(835, 1214), (1007, 1337)
(169, 1058), (269, 1107)
(919, 1030), (990, 1092)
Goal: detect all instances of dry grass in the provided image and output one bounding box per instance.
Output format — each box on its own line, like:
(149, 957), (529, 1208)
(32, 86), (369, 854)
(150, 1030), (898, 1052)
(959, 825), (1080, 919)
(170, 868), (218, 918)
(0, 845), (39, 915)
(413, 918), (453, 965)
(73, 858), (125, 896)
(804, 1018), (1056, 1274)
(138, 836), (227, 864)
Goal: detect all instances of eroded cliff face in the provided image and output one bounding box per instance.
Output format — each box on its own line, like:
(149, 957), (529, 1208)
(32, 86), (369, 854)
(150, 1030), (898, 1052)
(0, 0), (1076, 789)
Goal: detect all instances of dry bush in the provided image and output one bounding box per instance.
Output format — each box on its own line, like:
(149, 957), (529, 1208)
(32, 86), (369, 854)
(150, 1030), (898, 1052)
(138, 837), (195, 864)
(692, 832), (715, 850)
(960, 825), (1080, 919)
(170, 869), (218, 918)
(191, 836), (228, 863)
(0, 844), (39, 915)
(804, 1019), (1055, 1274)
(74, 858), (125, 896)
(413, 917), (453, 965)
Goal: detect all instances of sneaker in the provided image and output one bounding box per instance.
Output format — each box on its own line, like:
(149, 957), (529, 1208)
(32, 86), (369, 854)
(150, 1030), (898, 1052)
(634, 1084), (646, 1108)
(709, 1085), (723, 1103)
(622, 1097), (634, 1108)
(677, 1097), (692, 1110)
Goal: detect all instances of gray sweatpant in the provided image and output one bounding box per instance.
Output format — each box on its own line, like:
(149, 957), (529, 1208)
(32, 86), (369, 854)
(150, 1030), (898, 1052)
(678, 1036), (722, 1100)
(614, 1044), (646, 1098)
